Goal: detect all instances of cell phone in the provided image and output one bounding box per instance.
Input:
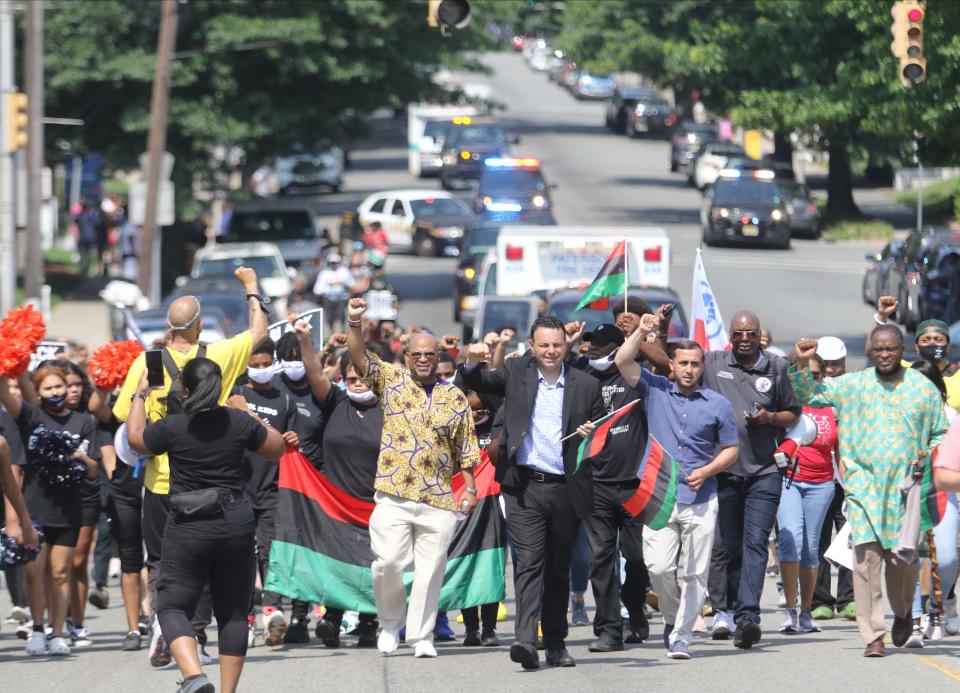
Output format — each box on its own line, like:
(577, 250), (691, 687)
(145, 349), (165, 388)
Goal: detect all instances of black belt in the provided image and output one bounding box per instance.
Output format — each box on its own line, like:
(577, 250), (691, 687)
(520, 467), (566, 484)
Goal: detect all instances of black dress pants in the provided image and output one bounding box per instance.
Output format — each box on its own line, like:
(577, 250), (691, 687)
(584, 480), (647, 640)
(503, 478), (580, 650)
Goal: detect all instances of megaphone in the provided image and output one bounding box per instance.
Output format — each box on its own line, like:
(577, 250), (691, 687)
(114, 423), (143, 469)
(773, 413), (818, 470)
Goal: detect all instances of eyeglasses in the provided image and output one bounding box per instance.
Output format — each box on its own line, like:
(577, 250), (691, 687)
(731, 330), (760, 339)
(406, 351), (438, 360)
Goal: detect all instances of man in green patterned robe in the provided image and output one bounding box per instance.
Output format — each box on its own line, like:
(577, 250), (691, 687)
(789, 326), (947, 658)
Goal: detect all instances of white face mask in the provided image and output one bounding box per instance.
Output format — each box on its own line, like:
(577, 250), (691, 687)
(247, 365), (275, 384)
(589, 351), (617, 371)
(281, 360), (306, 382)
(346, 389), (377, 404)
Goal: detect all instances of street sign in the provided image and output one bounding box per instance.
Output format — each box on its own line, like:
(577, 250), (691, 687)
(28, 340), (67, 371)
(138, 151), (175, 180)
(128, 180), (175, 226)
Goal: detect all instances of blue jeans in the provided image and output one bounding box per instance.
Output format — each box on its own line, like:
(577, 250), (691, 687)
(776, 479), (836, 568)
(912, 493), (959, 618)
(570, 525), (590, 594)
(717, 472), (782, 626)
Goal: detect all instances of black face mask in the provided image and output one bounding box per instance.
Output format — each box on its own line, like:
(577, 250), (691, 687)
(918, 343), (947, 363)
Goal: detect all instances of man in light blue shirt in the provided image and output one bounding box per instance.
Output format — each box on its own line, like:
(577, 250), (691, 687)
(516, 370), (565, 475)
(617, 326), (739, 660)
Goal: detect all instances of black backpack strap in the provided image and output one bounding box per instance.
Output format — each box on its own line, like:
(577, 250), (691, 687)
(198, 343), (207, 359)
(161, 348), (181, 379)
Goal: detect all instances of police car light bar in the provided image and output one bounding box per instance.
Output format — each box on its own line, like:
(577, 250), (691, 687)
(485, 157), (541, 169)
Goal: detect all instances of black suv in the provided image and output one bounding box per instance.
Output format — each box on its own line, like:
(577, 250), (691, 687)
(439, 122), (516, 190)
(701, 177), (790, 249)
(473, 158), (554, 219)
(670, 120), (719, 172)
(604, 85), (656, 133)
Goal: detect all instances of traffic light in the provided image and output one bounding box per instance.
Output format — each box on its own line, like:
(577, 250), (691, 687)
(3, 92), (28, 152)
(890, 1), (926, 86)
(427, 0), (471, 35)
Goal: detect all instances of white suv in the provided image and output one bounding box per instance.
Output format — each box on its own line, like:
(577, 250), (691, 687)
(190, 242), (292, 319)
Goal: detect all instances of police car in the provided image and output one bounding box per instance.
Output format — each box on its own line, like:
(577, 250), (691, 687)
(473, 157), (556, 221)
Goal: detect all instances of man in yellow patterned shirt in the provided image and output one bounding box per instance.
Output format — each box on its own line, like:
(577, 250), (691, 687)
(347, 296), (479, 660)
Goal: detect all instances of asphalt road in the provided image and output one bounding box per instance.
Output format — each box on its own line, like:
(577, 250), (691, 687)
(5, 52), (958, 690)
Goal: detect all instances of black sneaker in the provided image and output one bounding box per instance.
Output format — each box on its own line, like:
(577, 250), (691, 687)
(314, 618), (340, 648)
(122, 630), (142, 651)
(88, 585), (109, 610)
(283, 619), (309, 644)
(463, 630), (481, 646)
(733, 621), (761, 649)
(481, 630), (501, 647)
(356, 622), (378, 648)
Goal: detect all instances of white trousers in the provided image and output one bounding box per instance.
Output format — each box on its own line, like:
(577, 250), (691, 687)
(643, 497), (719, 645)
(369, 491), (457, 644)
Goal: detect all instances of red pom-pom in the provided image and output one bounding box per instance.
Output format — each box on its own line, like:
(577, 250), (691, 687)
(87, 340), (145, 390)
(0, 305), (46, 377)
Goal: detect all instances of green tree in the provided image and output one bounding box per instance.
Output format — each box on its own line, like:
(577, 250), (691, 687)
(42, 0), (491, 213)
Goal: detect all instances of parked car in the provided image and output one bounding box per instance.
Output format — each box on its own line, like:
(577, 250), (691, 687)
(778, 181), (820, 237)
(626, 97), (676, 139)
(133, 305), (230, 347)
(357, 189), (477, 256)
(274, 145), (344, 194)
(547, 286), (689, 338)
(163, 277), (252, 335)
(223, 203), (323, 268)
(570, 72), (615, 100)
(701, 176), (791, 249)
(604, 86), (657, 133)
(862, 239), (904, 305)
(670, 121), (719, 172)
(190, 242), (291, 319)
(884, 228), (960, 330)
(692, 142), (746, 189)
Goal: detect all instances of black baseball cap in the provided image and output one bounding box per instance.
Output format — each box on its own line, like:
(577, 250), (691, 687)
(582, 324), (625, 346)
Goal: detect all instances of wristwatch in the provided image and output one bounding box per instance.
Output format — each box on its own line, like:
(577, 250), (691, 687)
(130, 392), (147, 402)
(464, 487), (478, 495)
(246, 293), (271, 314)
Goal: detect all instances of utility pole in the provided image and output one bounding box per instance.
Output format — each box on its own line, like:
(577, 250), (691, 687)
(915, 132), (926, 233)
(24, 0), (43, 302)
(139, 0), (178, 303)
(0, 0), (15, 313)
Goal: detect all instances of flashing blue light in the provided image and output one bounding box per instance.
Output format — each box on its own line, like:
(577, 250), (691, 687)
(485, 201), (523, 212)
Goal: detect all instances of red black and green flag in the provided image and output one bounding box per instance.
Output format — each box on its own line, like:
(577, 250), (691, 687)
(265, 449), (506, 612)
(622, 437), (679, 531)
(575, 398), (642, 473)
(575, 240), (627, 311)
(921, 447), (948, 531)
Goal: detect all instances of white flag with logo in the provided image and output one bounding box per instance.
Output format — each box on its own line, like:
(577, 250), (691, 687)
(690, 248), (729, 351)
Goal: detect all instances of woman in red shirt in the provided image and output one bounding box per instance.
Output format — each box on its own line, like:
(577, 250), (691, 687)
(776, 355), (838, 635)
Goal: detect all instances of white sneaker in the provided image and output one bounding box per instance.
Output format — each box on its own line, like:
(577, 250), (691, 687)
(414, 640), (438, 658)
(48, 636), (71, 655)
(17, 619), (33, 640)
(9, 605), (29, 623)
(69, 625), (93, 648)
(378, 628), (400, 655)
(710, 611), (734, 639)
(247, 620), (257, 649)
(777, 583), (787, 608)
(26, 630), (48, 656)
(945, 598), (959, 636)
(779, 608), (799, 634)
(905, 626), (925, 648)
(108, 556), (122, 579)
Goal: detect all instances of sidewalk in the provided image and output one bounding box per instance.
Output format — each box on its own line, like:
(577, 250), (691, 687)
(45, 299), (110, 347)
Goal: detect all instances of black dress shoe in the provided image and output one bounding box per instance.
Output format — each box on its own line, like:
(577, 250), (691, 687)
(588, 636), (624, 653)
(481, 630), (501, 647)
(356, 622), (378, 648)
(625, 610), (649, 643)
(733, 621), (761, 649)
(463, 630), (482, 646)
(891, 616), (912, 647)
(545, 647), (576, 667)
(510, 641), (540, 670)
(314, 619), (340, 648)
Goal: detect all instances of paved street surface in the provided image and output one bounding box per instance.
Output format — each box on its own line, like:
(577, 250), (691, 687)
(7, 51), (959, 690)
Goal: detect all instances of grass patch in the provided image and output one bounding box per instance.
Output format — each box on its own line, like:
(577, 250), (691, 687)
(895, 177), (958, 221)
(44, 248), (80, 268)
(821, 219), (895, 242)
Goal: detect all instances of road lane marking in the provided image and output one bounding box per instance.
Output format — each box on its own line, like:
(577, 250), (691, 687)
(914, 654), (960, 682)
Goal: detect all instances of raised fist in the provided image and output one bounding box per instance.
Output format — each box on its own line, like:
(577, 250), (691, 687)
(564, 320), (585, 345)
(794, 338), (819, 365)
(440, 334), (460, 351)
(347, 297), (367, 320)
(877, 295), (898, 321)
(483, 332), (500, 348)
(325, 333), (348, 351)
(234, 266), (258, 290)
(498, 327), (516, 343)
(639, 312), (660, 334)
(466, 342), (491, 366)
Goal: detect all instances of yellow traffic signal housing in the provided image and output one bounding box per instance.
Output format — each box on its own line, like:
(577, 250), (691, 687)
(4, 92), (28, 152)
(891, 1), (926, 86)
(427, 0), (471, 35)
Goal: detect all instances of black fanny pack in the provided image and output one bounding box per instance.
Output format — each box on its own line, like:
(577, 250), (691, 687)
(169, 488), (232, 520)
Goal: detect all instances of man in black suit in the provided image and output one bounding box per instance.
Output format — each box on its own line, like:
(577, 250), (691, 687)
(462, 316), (604, 670)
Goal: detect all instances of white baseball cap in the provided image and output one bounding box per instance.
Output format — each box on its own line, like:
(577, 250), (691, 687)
(817, 336), (847, 361)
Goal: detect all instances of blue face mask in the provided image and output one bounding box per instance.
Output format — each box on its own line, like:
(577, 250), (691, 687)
(42, 394), (67, 410)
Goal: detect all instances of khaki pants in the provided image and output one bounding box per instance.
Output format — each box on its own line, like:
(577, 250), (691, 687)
(369, 491), (457, 645)
(643, 497), (718, 646)
(851, 541), (919, 644)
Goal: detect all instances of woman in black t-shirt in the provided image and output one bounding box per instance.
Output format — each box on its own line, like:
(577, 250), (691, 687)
(0, 366), (101, 657)
(127, 357), (283, 693)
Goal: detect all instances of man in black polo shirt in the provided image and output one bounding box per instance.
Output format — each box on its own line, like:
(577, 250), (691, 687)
(701, 310), (800, 649)
(571, 323), (651, 649)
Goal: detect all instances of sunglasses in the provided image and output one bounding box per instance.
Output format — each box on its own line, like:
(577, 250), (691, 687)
(731, 330), (760, 339)
(406, 351), (438, 359)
